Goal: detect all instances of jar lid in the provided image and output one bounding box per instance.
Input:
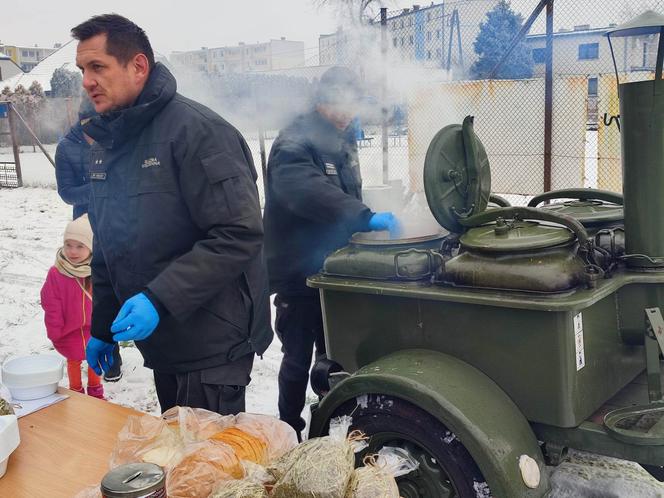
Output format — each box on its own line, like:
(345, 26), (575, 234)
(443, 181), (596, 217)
(100, 463), (165, 498)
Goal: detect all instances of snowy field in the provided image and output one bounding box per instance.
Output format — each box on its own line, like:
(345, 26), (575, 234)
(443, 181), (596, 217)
(1, 146), (664, 497)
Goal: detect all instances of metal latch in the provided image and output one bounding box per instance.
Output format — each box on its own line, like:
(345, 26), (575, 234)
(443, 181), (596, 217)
(645, 308), (664, 402)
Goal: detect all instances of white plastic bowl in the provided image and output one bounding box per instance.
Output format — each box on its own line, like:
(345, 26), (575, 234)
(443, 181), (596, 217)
(0, 415), (20, 479)
(2, 355), (64, 401)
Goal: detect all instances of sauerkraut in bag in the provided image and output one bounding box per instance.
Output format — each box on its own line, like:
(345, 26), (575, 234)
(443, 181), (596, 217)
(270, 416), (367, 498)
(345, 446), (419, 498)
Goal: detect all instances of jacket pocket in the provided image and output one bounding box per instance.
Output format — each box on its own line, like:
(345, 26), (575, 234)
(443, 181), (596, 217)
(200, 152), (257, 220)
(201, 283), (250, 332)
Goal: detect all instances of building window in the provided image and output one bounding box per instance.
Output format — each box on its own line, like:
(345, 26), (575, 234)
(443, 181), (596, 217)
(578, 43), (599, 60)
(588, 77), (598, 96)
(393, 38), (398, 48)
(21, 50), (29, 57)
(532, 47), (546, 64)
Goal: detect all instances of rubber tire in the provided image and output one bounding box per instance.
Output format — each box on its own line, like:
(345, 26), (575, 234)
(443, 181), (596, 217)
(331, 393), (491, 498)
(642, 464), (664, 482)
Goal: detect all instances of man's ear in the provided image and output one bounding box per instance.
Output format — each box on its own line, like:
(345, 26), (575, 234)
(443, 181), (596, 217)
(132, 53), (150, 84)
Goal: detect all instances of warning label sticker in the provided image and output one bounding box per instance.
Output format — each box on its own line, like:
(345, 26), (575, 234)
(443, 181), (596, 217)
(574, 313), (585, 371)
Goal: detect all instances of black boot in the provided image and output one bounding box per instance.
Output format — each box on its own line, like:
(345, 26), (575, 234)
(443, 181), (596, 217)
(103, 344), (123, 382)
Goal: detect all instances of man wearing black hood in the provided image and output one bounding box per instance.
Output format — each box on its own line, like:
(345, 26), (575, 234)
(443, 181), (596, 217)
(54, 97), (123, 383)
(54, 99), (96, 219)
(73, 14), (272, 415)
(263, 66), (400, 437)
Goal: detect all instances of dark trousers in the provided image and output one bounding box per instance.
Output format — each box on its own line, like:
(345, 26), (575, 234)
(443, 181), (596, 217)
(275, 294), (326, 433)
(153, 353), (254, 416)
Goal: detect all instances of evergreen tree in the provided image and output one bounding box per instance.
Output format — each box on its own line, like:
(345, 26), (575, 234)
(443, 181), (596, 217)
(471, 0), (533, 80)
(50, 67), (82, 98)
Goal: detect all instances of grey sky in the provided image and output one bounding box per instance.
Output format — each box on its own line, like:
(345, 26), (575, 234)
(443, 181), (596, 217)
(1, 0), (654, 60)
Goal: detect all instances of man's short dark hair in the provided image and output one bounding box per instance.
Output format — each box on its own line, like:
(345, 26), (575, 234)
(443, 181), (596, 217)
(71, 14), (155, 69)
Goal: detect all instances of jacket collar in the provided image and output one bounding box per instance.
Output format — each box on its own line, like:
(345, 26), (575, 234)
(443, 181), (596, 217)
(82, 63), (177, 149)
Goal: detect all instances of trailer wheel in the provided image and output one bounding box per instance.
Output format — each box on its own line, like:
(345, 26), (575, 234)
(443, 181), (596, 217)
(641, 464), (664, 482)
(331, 394), (491, 498)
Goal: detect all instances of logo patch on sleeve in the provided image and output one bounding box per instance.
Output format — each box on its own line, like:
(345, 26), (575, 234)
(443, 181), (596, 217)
(142, 157), (161, 168)
(325, 163), (338, 175)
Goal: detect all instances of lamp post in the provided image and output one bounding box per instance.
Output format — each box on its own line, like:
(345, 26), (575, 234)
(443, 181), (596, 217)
(607, 11), (664, 269)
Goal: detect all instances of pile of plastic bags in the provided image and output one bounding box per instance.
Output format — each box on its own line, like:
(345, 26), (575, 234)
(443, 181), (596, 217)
(75, 409), (418, 498)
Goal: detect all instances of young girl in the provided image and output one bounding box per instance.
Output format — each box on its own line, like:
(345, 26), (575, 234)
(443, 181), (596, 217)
(40, 214), (104, 399)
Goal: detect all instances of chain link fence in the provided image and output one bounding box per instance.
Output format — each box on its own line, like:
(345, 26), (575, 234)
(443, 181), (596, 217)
(3, 1), (659, 204)
(184, 0), (661, 208)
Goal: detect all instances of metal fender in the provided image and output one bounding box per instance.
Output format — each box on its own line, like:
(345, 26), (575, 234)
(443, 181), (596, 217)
(309, 349), (549, 498)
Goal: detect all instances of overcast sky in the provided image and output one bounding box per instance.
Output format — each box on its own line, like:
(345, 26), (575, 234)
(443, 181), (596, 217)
(1, 0), (654, 60)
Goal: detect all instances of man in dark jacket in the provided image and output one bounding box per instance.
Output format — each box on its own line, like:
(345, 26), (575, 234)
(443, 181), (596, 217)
(263, 66), (399, 436)
(73, 14), (272, 415)
(54, 98), (124, 383)
(54, 101), (95, 219)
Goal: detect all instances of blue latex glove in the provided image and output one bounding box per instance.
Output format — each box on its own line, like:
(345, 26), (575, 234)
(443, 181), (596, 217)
(110, 292), (160, 342)
(86, 337), (115, 376)
(368, 212), (402, 238)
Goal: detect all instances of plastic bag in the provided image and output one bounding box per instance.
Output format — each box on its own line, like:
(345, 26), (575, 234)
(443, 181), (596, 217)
(161, 405), (235, 443)
(210, 426), (268, 464)
(110, 414), (182, 468)
(209, 479), (268, 498)
(234, 413), (298, 461)
(166, 440), (244, 498)
(270, 416), (366, 498)
(345, 446), (419, 498)
(209, 461), (271, 498)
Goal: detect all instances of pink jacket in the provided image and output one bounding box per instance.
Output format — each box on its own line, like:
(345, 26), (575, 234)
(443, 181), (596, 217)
(40, 266), (92, 362)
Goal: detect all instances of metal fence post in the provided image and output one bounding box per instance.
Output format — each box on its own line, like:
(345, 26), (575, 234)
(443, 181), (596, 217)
(7, 102), (23, 187)
(544, 0), (554, 193)
(381, 7), (389, 185)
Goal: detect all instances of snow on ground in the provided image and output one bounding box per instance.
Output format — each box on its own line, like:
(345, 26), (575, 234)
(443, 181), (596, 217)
(1, 147), (664, 497)
(0, 181), (301, 420)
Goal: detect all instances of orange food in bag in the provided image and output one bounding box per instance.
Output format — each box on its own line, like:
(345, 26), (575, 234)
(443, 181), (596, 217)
(167, 440), (244, 498)
(211, 427), (268, 464)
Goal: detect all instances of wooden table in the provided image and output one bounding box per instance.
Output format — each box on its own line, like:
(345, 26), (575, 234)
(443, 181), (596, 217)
(0, 388), (143, 497)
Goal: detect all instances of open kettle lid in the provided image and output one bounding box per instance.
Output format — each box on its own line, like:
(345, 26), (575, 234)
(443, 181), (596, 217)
(423, 116), (491, 234)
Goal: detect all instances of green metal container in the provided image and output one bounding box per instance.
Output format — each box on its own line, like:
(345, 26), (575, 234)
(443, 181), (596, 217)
(306, 20), (664, 492)
(620, 80), (664, 268)
(310, 274), (648, 427)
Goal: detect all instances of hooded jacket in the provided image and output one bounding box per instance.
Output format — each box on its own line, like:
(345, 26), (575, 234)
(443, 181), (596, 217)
(83, 63), (272, 373)
(263, 110), (373, 296)
(55, 122), (91, 219)
(41, 267), (92, 362)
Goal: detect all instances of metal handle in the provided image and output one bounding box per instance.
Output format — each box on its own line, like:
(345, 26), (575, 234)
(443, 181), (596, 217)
(394, 249), (444, 280)
(459, 206), (589, 246)
(528, 188), (623, 207)
(603, 113), (621, 132)
(454, 115), (482, 220)
(489, 193), (511, 207)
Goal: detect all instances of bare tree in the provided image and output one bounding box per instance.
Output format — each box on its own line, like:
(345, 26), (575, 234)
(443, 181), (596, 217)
(315, 0), (386, 25)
